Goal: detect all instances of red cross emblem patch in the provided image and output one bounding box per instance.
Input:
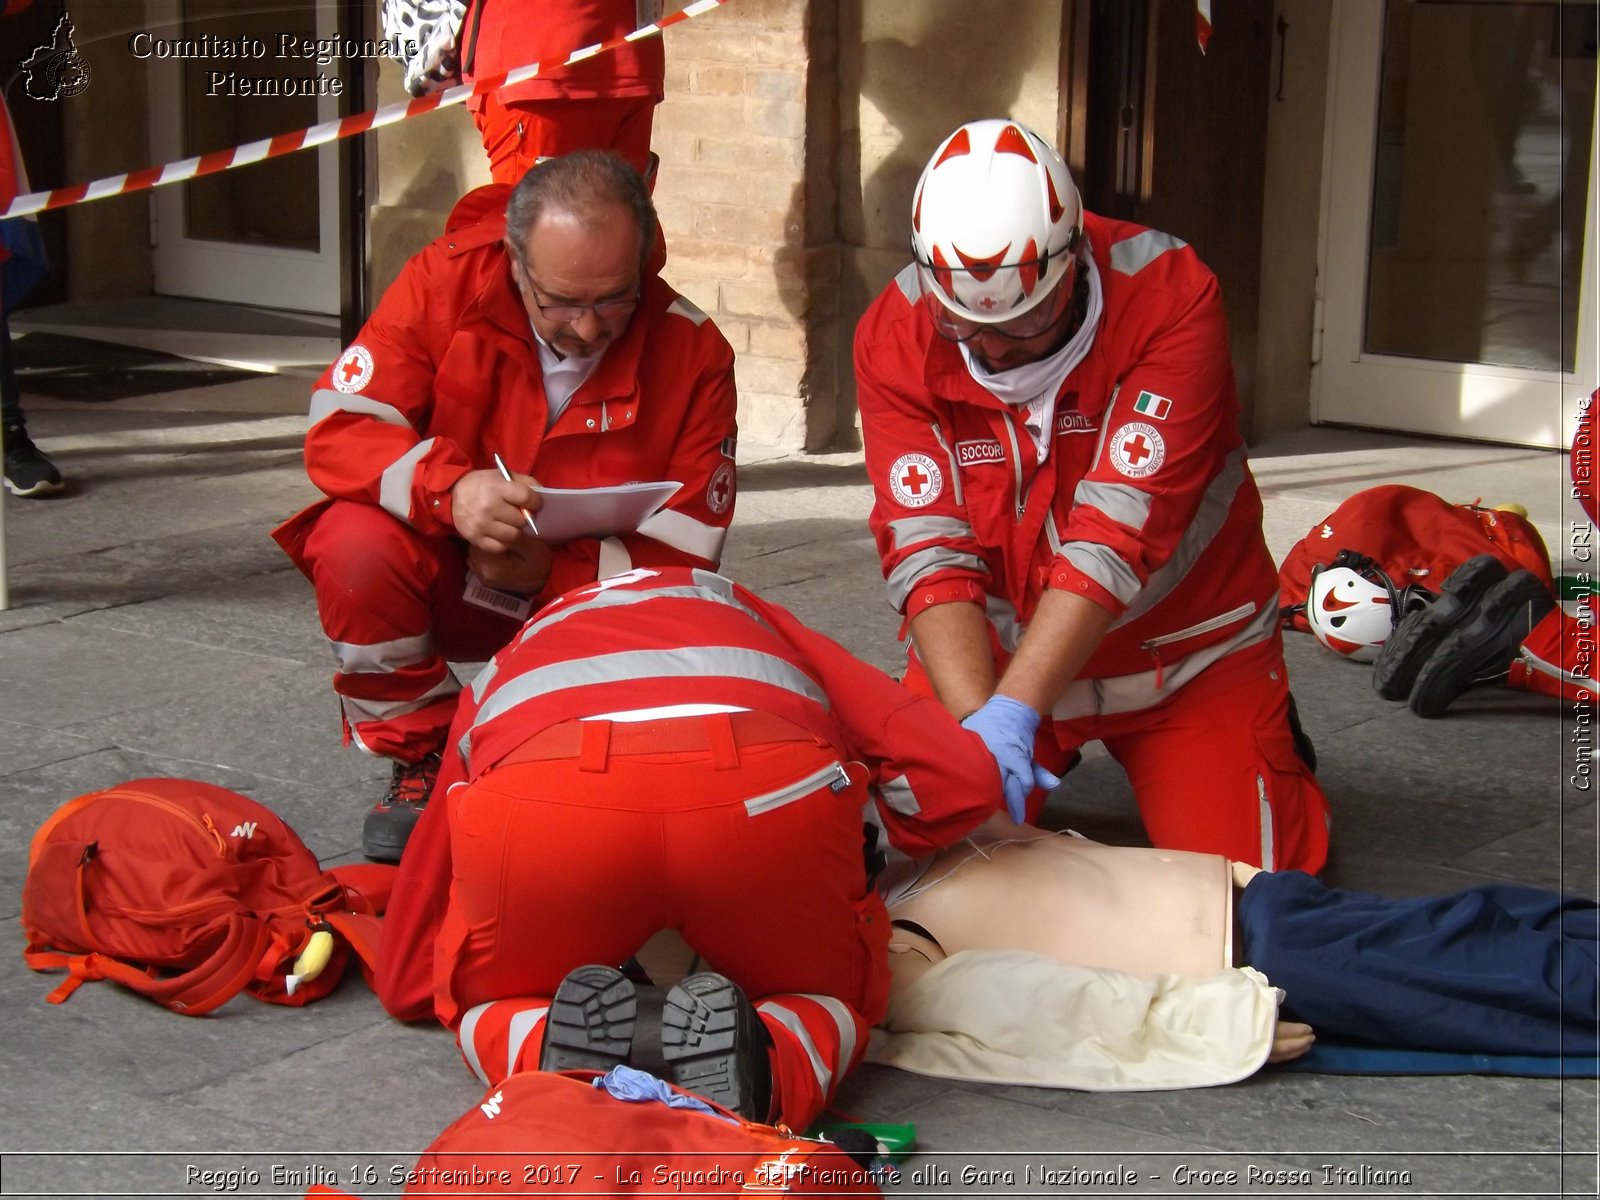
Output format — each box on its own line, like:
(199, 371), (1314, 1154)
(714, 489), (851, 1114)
(332, 345), (374, 395)
(706, 461), (735, 516)
(888, 452), (943, 508)
(1108, 422), (1166, 478)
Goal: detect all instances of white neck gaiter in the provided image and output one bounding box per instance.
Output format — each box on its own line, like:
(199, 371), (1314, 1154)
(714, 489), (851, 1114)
(959, 255), (1104, 462)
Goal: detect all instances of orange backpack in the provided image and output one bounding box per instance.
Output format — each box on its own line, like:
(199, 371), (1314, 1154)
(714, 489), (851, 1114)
(301, 1069), (886, 1198)
(1278, 484), (1553, 632)
(22, 778), (391, 1015)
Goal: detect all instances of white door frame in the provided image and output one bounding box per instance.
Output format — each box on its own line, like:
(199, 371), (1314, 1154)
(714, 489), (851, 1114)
(1312, 0), (1597, 450)
(146, 0), (340, 314)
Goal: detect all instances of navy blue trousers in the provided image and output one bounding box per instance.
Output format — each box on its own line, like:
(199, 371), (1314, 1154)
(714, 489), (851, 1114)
(1237, 870), (1599, 1056)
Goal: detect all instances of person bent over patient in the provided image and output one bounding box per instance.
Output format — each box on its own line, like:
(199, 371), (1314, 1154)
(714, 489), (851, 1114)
(882, 818), (1597, 1071)
(375, 567), (1003, 1128)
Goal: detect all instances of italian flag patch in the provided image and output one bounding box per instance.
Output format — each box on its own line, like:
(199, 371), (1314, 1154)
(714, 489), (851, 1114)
(1133, 391), (1172, 420)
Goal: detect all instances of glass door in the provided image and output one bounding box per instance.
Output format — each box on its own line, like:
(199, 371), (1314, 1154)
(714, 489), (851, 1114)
(146, 0), (339, 313)
(1314, 0), (1597, 449)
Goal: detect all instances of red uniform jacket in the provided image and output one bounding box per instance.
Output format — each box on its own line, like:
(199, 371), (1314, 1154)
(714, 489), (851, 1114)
(856, 211), (1281, 716)
(274, 185), (738, 601)
(376, 567), (1004, 1021)
(464, 0), (665, 109)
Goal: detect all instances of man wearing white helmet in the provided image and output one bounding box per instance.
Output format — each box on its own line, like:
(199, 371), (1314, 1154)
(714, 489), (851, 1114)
(855, 118), (1329, 872)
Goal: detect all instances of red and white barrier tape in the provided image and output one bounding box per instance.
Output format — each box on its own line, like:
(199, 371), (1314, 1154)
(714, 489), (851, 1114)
(0, 0), (726, 220)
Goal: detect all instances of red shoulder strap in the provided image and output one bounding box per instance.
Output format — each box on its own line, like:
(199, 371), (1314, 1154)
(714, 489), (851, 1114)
(26, 912), (273, 1017)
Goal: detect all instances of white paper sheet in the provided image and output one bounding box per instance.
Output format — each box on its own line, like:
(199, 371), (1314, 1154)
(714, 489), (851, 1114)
(528, 481), (682, 544)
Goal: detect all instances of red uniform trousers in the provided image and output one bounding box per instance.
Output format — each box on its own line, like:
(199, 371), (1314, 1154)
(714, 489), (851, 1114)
(473, 93), (657, 184)
(298, 500), (523, 762)
(439, 714), (888, 1130)
(905, 631), (1330, 873)
(1509, 603), (1597, 704)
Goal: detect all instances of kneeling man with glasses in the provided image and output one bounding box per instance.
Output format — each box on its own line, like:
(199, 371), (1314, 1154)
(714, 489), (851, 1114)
(274, 150), (738, 862)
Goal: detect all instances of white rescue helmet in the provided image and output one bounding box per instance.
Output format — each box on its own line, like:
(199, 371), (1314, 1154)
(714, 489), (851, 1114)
(910, 118), (1083, 326)
(1307, 564), (1396, 662)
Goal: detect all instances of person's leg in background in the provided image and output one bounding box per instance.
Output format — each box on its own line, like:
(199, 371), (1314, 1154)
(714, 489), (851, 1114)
(472, 94), (667, 273)
(1, 311), (63, 497)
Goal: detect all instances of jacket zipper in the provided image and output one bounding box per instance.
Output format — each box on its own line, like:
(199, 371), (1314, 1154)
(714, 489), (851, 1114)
(928, 422), (964, 506)
(113, 790), (230, 857)
(999, 413), (1027, 521)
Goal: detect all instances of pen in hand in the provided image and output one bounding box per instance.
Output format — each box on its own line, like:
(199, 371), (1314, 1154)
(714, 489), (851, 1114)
(492, 453), (541, 537)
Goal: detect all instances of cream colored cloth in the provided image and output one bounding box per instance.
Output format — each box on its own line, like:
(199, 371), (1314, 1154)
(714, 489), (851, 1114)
(867, 948), (1282, 1091)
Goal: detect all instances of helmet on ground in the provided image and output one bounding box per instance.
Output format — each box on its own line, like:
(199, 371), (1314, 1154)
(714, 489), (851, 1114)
(910, 118), (1083, 327)
(1307, 555), (1402, 662)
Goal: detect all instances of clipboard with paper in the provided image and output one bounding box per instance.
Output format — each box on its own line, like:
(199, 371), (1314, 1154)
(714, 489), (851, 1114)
(527, 481), (682, 544)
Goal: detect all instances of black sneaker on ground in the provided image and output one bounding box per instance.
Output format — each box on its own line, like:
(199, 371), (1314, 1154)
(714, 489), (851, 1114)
(1408, 570), (1556, 719)
(538, 964), (638, 1073)
(361, 751), (441, 862)
(3, 426), (65, 497)
(662, 971), (772, 1120)
(1372, 554), (1508, 701)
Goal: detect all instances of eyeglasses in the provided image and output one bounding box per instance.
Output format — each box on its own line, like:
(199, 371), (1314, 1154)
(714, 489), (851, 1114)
(919, 255), (1078, 344)
(515, 262), (639, 323)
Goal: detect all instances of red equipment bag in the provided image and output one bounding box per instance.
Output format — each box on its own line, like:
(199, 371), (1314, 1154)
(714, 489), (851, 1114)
(22, 778), (392, 1015)
(396, 1069), (882, 1197)
(1278, 484), (1553, 632)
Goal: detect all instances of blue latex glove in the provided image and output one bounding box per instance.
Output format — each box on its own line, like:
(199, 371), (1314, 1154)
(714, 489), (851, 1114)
(961, 694), (1061, 823)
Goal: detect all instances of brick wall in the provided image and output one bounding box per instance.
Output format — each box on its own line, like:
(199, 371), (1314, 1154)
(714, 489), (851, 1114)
(655, 0), (842, 451)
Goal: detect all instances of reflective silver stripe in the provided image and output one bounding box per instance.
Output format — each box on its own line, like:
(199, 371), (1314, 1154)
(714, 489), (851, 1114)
(340, 673), (461, 725)
(1061, 540), (1142, 606)
(308, 388), (411, 429)
(887, 546), (988, 612)
(1049, 600), (1277, 719)
(506, 1006), (549, 1080)
(745, 762), (846, 817)
(1075, 479), (1153, 532)
(1258, 773), (1275, 872)
(597, 536), (632, 578)
(469, 656), (500, 703)
(757, 1001), (833, 1096)
(984, 593), (1025, 653)
(457, 1003), (493, 1085)
(332, 633), (432, 674)
(667, 294), (710, 326)
(1113, 446), (1247, 626)
(1109, 229), (1186, 276)
(877, 773), (921, 816)
(514, 583), (766, 652)
(893, 260), (922, 304)
(887, 515), (973, 552)
(379, 437), (435, 525)
(801, 993), (858, 1079)
(636, 508), (727, 564)
(470, 647), (829, 735)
